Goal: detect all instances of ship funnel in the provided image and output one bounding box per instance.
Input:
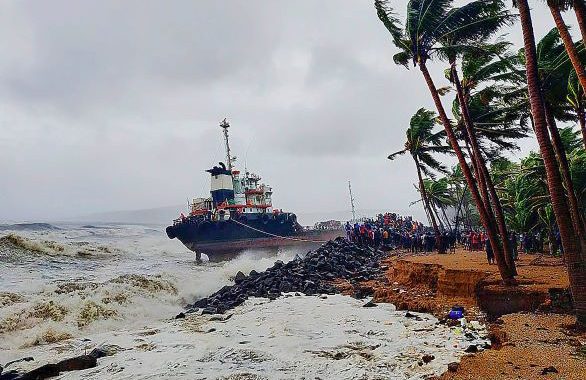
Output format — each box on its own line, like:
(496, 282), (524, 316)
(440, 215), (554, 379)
(206, 164), (234, 206)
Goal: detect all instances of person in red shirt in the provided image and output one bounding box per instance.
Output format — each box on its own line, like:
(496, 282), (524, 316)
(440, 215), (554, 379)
(359, 225), (367, 245)
(472, 232), (479, 251)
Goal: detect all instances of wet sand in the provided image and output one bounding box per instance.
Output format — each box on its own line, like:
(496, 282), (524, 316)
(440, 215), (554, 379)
(336, 248), (585, 379)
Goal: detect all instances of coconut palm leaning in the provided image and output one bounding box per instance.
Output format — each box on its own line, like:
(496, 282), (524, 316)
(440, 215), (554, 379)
(545, 1), (586, 96)
(423, 177), (456, 232)
(514, 0), (586, 326)
(374, 0), (517, 283)
(567, 69), (586, 148)
(573, 0), (586, 46)
(507, 27), (586, 238)
(534, 30), (586, 237)
(479, 29), (586, 235)
(449, 43), (526, 274)
(388, 108), (451, 251)
(446, 165), (473, 233)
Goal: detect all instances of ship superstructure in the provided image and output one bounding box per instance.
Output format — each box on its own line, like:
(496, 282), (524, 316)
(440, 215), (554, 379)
(167, 119), (331, 259)
(179, 119), (285, 223)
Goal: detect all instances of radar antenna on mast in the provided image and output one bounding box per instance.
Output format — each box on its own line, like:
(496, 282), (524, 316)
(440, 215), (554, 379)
(348, 180), (356, 222)
(220, 118), (233, 171)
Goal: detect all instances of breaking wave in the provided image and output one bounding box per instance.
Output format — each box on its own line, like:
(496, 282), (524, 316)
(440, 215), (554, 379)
(0, 274), (179, 348)
(0, 247), (300, 351)
(0, 223), (60, 231)
(0, 292), (24, 307)
(0, 233), (119, 257)
(0, 223), (305, 355)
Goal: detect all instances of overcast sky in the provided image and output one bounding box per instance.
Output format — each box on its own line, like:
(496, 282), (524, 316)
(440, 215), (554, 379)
(0, 1), (579, 222)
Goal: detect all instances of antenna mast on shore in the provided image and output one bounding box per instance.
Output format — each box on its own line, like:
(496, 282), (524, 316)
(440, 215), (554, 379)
(220, 118), (233, 171)
(348, 180), (356, 222)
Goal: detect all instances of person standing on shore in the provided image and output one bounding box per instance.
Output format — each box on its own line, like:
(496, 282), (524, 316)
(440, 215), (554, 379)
(382, 228), (389, 245)
(410, 233), (418, 253)
(472, 232), (482, 251)
(485, 237), (494, 265)
(345, 222), (352, 242)
(510, 232), (518, 261)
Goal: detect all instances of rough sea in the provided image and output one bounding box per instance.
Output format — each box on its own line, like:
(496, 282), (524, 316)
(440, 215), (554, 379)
(0, 223), (488, 379)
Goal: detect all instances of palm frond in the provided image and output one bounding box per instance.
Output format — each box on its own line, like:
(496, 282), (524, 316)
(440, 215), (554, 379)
(388, 149), (407, 160)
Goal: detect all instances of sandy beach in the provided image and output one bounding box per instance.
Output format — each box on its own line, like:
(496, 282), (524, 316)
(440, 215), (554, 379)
(336, 248), (586, 380)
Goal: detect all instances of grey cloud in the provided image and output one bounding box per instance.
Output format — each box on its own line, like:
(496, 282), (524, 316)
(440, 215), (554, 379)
(0, 0), (575, 222)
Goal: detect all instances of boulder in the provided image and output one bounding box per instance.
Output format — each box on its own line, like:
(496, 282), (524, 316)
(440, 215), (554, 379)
(18, 355), (96, 380)
(447, 362), (460, 372)
(202, 307), (218, 315)
(464, 345), (478, 353)
(89, 345), (123, 359)
(422, 354), (435, 364)
(405, 312), (423, 321)
(56, 356), (96, 372)
(234, 271), (246, 284)
(19, 364), (60, 380)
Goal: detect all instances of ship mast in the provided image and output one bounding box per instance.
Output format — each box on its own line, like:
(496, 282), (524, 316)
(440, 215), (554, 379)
(348, 180), (356, 222)
(220, 118), (233, 171)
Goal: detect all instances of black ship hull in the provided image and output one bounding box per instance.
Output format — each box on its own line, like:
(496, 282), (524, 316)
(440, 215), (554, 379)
(166, 214), (343, 259)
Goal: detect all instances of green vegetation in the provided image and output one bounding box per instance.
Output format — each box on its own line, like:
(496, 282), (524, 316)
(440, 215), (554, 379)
(374, 0), (586, 325)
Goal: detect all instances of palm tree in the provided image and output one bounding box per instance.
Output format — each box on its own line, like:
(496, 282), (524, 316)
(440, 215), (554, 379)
(567, 69), (586, 148)
(560, 125), (585, 152)
(530, 28), (586, 237)
(497, 146), (586, 257)
(446, 165), (470, 233)
(388, 108), (451, 250)
(375, 0), (517, 282)
(424, 177), (456, 232)
(515, 0), (586, 326)
(573, 0), (586, 46)
(500, 160), (542, 237)
(491, 26), (586, 246)
(450, 45), (526, 274)
(546, 1), (586, 96)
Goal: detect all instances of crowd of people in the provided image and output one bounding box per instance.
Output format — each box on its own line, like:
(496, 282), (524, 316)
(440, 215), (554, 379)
(345, 213), (456, 253)
(344, 212), (553, 264)
(460, 230), (551, 264)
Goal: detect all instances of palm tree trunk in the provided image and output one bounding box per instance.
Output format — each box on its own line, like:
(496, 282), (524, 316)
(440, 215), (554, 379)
(544, 103), (586, 238)
(465, 206), (472, 231)
(550, 6), (586, 94)
(518, 0), (586, 326)
(574, 0), (586, 47)
(415, 157), (442, 252)
(454, 185), (467, 234)
(422, 201), (434, 228)
(419, 61), (515, 283)
(578, 105), (586, 150)
(450, 61), (517, 275)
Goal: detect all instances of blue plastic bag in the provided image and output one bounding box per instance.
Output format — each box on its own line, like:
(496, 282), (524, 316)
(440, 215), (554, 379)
(448, 306), (464, 319)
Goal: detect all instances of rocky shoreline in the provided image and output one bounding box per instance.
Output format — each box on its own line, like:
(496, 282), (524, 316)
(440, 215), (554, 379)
(185, 237), (387, 315)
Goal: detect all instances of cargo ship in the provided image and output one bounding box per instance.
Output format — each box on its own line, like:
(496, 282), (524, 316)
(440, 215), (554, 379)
(166, 119), (342, 260)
